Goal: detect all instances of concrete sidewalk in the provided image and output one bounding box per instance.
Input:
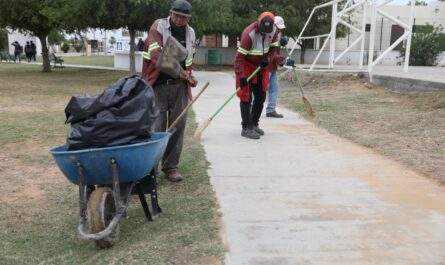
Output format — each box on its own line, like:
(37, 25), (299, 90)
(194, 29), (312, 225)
(192, 71), (445, 265)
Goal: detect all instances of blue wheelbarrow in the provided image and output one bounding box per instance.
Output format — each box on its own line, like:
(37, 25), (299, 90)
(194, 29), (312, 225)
(49, 132), (171, 248)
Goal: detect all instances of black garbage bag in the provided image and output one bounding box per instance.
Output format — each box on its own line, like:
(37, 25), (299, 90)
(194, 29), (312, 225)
(65, 75), (159, 150)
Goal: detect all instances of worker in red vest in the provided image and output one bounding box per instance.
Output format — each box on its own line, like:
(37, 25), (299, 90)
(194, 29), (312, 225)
(234, 12), (282, 139)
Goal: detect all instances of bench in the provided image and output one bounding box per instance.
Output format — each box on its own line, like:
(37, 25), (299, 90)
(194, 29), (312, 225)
(0, 51), (17, 63)
(49, 53), (64, 67)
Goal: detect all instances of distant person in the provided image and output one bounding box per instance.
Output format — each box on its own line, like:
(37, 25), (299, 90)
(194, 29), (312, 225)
(137, 38), (144, 51)
(24, 41), (32, 62)
(234, 12), (281, 139)
(30, 41), (36, 61)
(11, 41), (23, 62)
(265, 16), (294, 118)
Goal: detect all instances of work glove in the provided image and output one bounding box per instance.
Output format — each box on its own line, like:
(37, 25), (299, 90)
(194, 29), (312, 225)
(279, 36), (288, 47)
(260, 58), (269, 68)
(286, 58), (295, 68)
(239, 77), (248, 88)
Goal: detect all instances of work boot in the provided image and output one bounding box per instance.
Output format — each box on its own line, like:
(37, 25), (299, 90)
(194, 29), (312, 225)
(266, 111), (283, 118)
(164, 169), (183, 182)
(253, 126), (264, 136)
(241, 128), (260, 139)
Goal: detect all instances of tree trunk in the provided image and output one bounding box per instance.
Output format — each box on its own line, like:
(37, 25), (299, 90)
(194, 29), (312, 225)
(300, 41), (306, 65)
(38, 35), (51, 72)
(129, 29), (136, 75)
(228, 34), (238, 48)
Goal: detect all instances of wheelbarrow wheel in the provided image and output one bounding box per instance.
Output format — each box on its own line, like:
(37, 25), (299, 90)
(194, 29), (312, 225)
(87, 187), (119, 248)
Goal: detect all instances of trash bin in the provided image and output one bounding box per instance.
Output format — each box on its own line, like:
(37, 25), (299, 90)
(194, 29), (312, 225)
(207, 49), (219, 65)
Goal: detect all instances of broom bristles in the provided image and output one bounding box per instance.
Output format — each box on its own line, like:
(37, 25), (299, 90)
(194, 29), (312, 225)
(193, 118), (211, 141)
(303, 96), (316, 118)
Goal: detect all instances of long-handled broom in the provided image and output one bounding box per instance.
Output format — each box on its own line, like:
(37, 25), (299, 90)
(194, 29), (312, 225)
(167, 82), (209, 132)
(193, 66), (262, 141)
(285, 47), (315, 118)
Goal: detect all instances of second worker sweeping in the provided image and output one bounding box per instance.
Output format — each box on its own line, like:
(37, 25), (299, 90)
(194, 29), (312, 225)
(234, 12), (282, 139)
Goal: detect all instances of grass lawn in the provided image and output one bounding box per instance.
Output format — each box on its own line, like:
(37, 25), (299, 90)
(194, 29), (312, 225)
(279, 72), (445, 182)
(0, 63), (223, 264)
(35, 55), (114, 67)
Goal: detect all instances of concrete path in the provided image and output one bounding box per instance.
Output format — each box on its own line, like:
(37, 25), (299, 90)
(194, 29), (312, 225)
(192, 71), (445, 265)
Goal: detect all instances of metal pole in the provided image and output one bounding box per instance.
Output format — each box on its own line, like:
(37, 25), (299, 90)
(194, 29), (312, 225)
(379, 17), (383, 50)
(359, 1), (367, 69)
(404, 3), (415, 73)
(368, 0), (377, 71)
(329, 2), (338, 68)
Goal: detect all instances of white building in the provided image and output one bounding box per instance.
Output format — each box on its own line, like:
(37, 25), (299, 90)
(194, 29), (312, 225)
(335, 0), (445, 51)
(286, 0), (445, 66)
(7, 30), (42, 55)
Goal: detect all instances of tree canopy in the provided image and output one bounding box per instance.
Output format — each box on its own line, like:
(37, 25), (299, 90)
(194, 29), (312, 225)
(0, 0), (352, 69)
(0, 0), (67, 71)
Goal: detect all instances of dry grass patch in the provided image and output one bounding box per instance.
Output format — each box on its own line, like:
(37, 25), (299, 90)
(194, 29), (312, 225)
(280, 72), (445, 182)
(0, 63), (223, 264)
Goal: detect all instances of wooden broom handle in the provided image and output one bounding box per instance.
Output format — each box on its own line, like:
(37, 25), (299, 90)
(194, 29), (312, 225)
(167, 82), (210, 132)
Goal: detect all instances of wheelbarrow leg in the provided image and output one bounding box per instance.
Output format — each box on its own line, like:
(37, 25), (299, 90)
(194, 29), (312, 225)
(76, 162), (88, 226)
(148, 169), (162, 217)
(110, 158), (121, 210)
(136, 182), (152, 221)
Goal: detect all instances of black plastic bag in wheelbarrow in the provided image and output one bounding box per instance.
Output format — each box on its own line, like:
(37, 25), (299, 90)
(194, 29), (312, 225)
(65, 75), (159, 150)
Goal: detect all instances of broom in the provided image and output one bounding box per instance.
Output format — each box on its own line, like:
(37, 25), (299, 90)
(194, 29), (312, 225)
(193, 66), (262, 141)
(285, 47), (315, 118)
(167, 82), (209, 132)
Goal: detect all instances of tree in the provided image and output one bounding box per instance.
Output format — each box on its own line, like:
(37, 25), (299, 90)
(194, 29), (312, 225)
(48, 30), (65, 52)
(221, 0), (345, 63)
(400, 24), (445, 66)
(0, 0), (66, 72)
(67, 0), (169, 74)
(408, 0), (428, 6)
(109, 36), (116, 48)
(0, 28), (8, 51)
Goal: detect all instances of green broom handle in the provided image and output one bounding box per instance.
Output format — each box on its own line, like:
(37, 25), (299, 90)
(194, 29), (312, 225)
(285, 47), (305, 97)
(209, 66), (262, 120)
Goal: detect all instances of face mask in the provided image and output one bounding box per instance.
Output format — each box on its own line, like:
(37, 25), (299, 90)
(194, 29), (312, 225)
(170, 18), (186, 32)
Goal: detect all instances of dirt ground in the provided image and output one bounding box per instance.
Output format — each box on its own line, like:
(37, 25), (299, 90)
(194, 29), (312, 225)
(279, 71), (445, 183)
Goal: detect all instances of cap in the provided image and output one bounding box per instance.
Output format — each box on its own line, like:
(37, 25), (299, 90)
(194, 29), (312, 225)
(275, 16), (286, 29)
(258, 12), (275, 34)
(170, 0), (192, 17)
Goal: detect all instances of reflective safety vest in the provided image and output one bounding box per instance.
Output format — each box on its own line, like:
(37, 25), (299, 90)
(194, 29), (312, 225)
(234, 21), (280, 101)
(142, 17), (196, 96)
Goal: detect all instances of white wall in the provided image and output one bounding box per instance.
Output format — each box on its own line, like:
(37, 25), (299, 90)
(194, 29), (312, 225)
(7, 31), (42, 55)
(114, 51), (143, 72)
(335, 1), (445, 51)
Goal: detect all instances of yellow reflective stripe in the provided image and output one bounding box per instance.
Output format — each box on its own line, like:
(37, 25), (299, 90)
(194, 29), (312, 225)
(247, 47), (270, 55)
(143, 51), (151, 60)
(247, 50), (263, 55)
(148, 44), (161, 52)
(237, 47), (248, 55)
(271, 41), (280, 47)
(185, 58), (193, 67)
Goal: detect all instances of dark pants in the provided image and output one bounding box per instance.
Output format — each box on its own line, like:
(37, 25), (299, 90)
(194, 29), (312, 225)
(153, 82), (188, 172)
(240, 73), (266, 129)
(14, 52), (21, 62)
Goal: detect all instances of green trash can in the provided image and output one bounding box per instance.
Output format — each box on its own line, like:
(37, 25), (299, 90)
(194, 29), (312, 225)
(207, 49), (219, 65)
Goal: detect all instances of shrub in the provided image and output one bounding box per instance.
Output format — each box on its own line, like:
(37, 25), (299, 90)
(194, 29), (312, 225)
(61, 42), (70, 53)
(399, 24), (445, 66)
(74, 44), (83, 53)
